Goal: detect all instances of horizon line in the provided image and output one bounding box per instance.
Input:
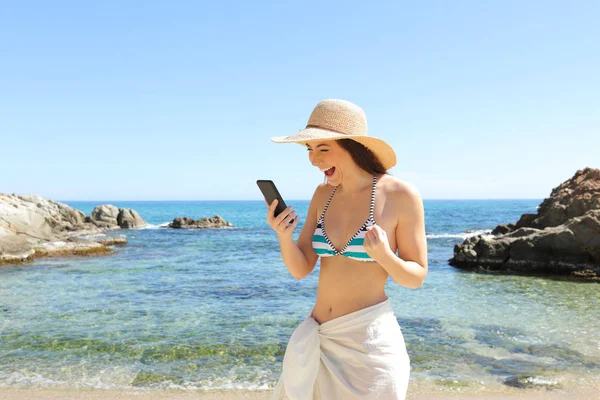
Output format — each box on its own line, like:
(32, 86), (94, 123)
(56, 198), (545, 202)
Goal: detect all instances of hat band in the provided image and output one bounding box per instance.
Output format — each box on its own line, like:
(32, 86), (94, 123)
(305, 124), (361, 137)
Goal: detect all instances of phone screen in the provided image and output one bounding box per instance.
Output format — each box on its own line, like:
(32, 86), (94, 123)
(256, 180), (295, 223)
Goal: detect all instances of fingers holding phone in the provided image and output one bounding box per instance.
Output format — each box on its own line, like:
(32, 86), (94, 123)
(258, 180), (298, 236)
(266, 200), (298, 235)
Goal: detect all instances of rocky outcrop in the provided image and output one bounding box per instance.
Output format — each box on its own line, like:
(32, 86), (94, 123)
(449, 168), (600, 281)
(87, 205), (147, 229)
(1, 193), (145, 265)
(117, 208), (146, 229)
(511, 167), (600, 231)
(88, 205), (120, 228)
(168, 215), (233, 229)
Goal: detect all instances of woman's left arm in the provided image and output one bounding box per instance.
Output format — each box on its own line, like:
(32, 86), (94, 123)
(364, 183), (428, 289)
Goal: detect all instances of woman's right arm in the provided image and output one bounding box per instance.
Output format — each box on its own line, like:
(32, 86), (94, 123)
(266, 186), (322, 280)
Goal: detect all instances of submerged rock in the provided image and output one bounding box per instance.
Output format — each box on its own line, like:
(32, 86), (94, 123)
(449, 168), (600, 281)
(0, 193), (145, 265)
(168, 215), (233, 229)
(503, 375), (561, 390)
(73, 233), (128, 246)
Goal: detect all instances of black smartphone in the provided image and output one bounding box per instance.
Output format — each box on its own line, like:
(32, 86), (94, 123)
(256, 180), (295, 223)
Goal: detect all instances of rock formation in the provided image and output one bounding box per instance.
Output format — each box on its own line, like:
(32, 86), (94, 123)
(117, 208), (146, 229)
(86, 205), (147, 229)
(87, 204), (120, 228)
(167, 215), (233, 229)
(449, 168), (600, 281)
(0, 193), (146, 265)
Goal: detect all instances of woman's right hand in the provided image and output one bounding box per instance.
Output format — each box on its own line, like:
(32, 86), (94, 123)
(266, 199), (299, 237)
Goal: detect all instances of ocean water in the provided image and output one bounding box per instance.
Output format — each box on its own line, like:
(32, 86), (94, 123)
(1, 199), (599, 393)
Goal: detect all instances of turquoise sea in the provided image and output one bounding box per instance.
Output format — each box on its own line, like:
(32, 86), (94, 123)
(1, 199), (599, 392)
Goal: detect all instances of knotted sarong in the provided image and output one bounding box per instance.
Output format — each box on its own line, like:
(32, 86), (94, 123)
(272, 299), (410, 399)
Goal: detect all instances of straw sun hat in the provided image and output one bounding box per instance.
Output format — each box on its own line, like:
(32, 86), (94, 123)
(270, 99), (396, 170)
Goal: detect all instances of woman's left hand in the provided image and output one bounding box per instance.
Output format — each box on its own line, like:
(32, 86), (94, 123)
(364, 224), (392, 262)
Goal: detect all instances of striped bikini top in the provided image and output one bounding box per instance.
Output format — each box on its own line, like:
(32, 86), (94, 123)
(312, 176), (377, 262)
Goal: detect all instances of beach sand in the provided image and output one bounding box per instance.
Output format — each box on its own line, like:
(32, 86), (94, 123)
(1, 385), (599, 400)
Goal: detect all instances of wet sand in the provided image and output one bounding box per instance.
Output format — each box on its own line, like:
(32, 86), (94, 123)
(1, 385), (599, 400)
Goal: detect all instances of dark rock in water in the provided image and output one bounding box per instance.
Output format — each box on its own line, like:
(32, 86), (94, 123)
(449, 168), (600, 281)
(503, 375), (561, 389)
(168, 215), (233, 229)
(491, 223), (516, 236)
(0, 193), (146, 265)
(507, 167), (600, 232)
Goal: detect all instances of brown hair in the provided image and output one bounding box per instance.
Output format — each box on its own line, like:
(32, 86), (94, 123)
(337, 139), (388, 175)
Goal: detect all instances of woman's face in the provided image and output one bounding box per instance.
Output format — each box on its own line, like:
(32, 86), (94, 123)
(306, 140), (351, 185)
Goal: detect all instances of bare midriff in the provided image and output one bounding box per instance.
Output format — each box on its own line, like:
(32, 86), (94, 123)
(311, 256), (389, 325)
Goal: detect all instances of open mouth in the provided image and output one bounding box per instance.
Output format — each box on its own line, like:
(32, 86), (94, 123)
(322, 167), (336, 177)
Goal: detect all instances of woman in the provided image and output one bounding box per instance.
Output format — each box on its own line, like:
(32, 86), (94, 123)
(267, 99), (428, 399)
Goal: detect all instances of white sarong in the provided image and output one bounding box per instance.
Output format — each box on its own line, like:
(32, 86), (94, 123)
(272, 299), (410, 399)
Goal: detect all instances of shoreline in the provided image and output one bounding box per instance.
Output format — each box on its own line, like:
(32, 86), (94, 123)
(1, 385), (599, 400)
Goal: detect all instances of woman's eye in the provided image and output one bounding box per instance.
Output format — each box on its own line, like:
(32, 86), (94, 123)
(320, 150), (329, 152)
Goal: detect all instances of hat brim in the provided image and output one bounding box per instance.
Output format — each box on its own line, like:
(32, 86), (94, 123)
(271, 127), (396, 170)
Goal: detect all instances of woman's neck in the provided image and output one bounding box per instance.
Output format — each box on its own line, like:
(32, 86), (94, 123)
(337, 167), (375, 195)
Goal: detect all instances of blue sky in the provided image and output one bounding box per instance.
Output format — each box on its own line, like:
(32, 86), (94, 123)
(1, 1), (598, 201)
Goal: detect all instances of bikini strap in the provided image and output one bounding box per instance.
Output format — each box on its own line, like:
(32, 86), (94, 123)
(369, 176), (377, 221)
(320, 185), (339, 220)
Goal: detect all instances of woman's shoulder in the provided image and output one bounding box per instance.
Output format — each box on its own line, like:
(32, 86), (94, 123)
(309, 182), (334, 203)
(378, 174), (423, 203)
